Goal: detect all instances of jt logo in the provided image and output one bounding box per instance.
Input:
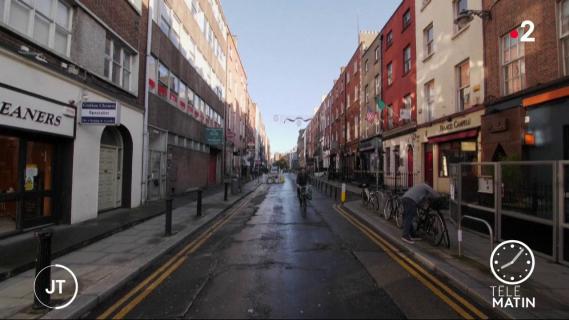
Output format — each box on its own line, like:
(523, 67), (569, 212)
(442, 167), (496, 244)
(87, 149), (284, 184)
(45, 279), (66, 295)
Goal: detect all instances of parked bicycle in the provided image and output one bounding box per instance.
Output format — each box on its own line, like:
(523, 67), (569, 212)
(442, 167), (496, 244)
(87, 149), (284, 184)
(383, 190), (405, 228)
(414, 197), (450, 248)
(360, 184), (380, 211)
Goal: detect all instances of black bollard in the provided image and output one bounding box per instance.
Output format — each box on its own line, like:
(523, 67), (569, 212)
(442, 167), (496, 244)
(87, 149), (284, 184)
(34, 230), (53, 309)
(224, 182), (229, 201)
(165, 197), (173, 236)
(197, 189), (203, 217)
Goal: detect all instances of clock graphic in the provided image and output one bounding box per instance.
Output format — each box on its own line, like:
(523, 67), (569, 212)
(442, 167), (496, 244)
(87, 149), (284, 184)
(490, 240), (535, 285)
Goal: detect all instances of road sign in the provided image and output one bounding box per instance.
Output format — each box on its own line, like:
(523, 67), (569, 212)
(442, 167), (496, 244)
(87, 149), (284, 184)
(80, 101), (120, 125)
(205, 128), (223, 146)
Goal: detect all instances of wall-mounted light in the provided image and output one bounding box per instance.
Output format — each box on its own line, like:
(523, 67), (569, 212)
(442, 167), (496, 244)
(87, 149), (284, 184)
(455, 9), (492, 27)
(523, 132), (536, 146)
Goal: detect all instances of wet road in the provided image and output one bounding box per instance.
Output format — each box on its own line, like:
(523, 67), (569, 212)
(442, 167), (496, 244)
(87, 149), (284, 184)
(91, 174), (487, 319)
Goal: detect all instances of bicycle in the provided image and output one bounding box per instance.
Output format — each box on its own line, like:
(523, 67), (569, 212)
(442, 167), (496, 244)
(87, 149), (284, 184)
(383, 190), (404, 228)
(298, 185), (311, 216)
(414, 197), (450, 248)
(360, 184), (380, 210)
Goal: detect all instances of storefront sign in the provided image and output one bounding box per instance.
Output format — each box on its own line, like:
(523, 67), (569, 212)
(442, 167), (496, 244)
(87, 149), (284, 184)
(0, 86), (75, 137)
(427, 110), (483, 139)
(80, 101), (120, 125)
(205, 128), (223, 146)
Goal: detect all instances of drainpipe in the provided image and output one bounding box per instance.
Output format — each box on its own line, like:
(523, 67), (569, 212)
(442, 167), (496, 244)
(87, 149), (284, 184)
(141, 0), (154, 203)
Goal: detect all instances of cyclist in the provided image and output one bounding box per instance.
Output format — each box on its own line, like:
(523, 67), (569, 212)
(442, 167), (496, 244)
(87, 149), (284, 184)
(401, 183), (440, 244)
(296, 167), (308, 201)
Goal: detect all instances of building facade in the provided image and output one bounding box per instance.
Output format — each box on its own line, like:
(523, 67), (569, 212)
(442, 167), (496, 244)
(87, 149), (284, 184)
(381, 0), (417, 189)
(0, 0), (147, 236)
(414, 0), (485, 193)
(359, 32), (382, 179)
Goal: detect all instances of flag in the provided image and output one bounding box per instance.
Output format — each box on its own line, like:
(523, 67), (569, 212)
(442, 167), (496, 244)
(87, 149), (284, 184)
(366, 105), (376, 123)
(375, 97), (386, 111)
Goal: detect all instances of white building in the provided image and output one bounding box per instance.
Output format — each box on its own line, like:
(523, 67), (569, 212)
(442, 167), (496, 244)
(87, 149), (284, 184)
(414, 0), (485, 193)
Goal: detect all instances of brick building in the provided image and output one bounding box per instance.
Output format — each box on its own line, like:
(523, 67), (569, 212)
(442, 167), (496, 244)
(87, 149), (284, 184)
(330, 68), (346, 178)
(344, 46), (361, 178)
(480, 0), (569, 163)
(381, 0), (417, 189)
(0, 0), (147, 235)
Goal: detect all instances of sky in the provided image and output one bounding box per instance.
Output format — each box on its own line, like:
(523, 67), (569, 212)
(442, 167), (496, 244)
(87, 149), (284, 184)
(221, 0), (401, 154)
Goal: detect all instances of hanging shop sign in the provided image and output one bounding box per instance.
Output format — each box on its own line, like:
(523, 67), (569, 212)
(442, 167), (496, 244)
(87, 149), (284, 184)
(0, 85), (75, 137)
(205, 128), (223, 146)
(80, 101), (120, 125)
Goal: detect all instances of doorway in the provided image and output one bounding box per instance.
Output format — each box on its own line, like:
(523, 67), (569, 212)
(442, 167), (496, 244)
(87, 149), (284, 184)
(407, 145), (414, 188)
(424, 144), (434, 187)
(98, 127), (123, 212)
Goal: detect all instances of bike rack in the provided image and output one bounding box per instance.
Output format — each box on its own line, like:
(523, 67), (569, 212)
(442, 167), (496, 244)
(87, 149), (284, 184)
(458, 215), (494, 258)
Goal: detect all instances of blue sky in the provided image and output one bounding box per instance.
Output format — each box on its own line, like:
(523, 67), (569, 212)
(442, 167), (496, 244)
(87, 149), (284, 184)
(221, 0), (401, 154)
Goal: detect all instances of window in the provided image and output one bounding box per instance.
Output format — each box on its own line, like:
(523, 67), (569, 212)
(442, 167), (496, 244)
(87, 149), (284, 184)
(372, 75), (379, 97)
(104, 35), (134, 90)
(424, 23), (434, 56)
(159, 1), (171, 36)
(347, 121), (351, 141)
(387, 105), (393, 129)
(454, 0), (468, 32)
(375, 46), (380, 62)
(127, 0), (142, 11)
(401, 94), (412, 124)
(364, 85), (369, 104)
(355, 115), (359, 139)
(387, 62), (393, 85)
(424, 80), (435, 121)
(438, 140), (477, 177)
(456, 59), (470, 111)
(365, 59), (369, 73)
(1, 0), (72, 56)
(561, 0), (569, 75)
(501, 29), (525, 95)
(403, 9), (411, 30)
(386, 31), (393, 48)
(403, 46), (411, 74)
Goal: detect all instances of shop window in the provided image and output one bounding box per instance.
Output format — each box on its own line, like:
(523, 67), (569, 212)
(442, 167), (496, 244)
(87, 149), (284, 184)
(0, 136), (19, 234)
(438, 140), (477, 177)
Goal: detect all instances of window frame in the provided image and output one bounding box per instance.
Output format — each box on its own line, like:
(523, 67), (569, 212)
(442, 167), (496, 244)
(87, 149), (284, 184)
(424, 23), (434, 57)
(424, 80), (435, 122)
(387, 62), (393, 86)
(104, 35), (134, 91)
(561, 0), (569, 75)
(386, 31), (393, 48)
(402, 8), (411, 30)
(403, 46), (411, 74)
(453, 0), (468, 33)
(456, 59), (470, 112)
(501, 29), (525, 96)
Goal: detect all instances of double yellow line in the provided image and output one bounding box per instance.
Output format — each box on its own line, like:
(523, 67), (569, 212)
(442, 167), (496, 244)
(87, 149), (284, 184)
(97, 189), (260, 319)
(333, 205), (487, 320)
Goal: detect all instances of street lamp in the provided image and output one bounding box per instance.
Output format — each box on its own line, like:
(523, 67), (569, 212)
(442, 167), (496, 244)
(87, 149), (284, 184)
(455, 9), (491, 27)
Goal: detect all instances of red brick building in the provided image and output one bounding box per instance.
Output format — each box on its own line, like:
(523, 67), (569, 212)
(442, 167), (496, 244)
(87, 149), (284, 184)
(481, 0), (569, 163)
(345, 46), (362, 178)
(330, 69), (346, 178)
(380, 0), (417, 188)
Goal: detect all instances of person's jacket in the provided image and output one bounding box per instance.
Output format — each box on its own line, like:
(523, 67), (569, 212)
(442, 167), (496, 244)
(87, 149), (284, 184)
(297, 173), (308, 186)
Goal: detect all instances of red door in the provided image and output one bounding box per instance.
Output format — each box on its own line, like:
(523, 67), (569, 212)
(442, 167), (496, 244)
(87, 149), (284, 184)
(407, 146), (414, 188)
(424, 144), (434, 187)
(208, 155), (216, 185)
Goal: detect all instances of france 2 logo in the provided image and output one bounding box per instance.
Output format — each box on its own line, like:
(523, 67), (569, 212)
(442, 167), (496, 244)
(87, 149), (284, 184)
(511, 20), (535, 42)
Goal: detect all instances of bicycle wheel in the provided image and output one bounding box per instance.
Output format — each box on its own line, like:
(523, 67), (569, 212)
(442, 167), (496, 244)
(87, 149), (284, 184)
(430, 211), (446, 246)
(394, 199), (404, 229)
(383, 198), (392, 220)
(373, 192), (381, 211)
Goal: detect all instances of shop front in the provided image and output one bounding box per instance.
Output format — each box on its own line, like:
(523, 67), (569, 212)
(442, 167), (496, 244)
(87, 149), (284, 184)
(419, 109), (483, 193)
(0, 83), (76, 237)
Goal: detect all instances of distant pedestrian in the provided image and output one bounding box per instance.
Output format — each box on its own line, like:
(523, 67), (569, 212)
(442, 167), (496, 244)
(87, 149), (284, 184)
(400, 183), (440, 244)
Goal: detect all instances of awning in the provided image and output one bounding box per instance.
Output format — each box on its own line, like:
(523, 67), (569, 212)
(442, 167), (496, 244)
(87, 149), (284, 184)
(428, 129), (478, 144)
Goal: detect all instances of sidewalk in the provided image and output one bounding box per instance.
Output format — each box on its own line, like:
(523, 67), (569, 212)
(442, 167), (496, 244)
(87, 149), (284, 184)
(0, 180), (261, 319)
(0, 183), (225, 282)
(342, 199), (569, 319)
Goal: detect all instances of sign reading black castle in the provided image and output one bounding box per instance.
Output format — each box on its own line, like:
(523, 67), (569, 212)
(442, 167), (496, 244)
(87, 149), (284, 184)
(0, 85), (75, 137)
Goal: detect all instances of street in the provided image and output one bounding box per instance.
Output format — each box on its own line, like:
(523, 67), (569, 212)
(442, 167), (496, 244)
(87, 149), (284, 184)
(90, 174), (490, 319)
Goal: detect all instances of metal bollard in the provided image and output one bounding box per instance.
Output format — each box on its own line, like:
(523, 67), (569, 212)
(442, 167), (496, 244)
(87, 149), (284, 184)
(224, 182), (229, 201)
(34, 230), (53, 309)
(165, 197), (173, 236)
(197, 189), (203, 217)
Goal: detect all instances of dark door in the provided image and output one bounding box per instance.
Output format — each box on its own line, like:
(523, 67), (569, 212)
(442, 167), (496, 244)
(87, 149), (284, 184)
(424, 144), (434, 187)
(407, 146), (414, 188)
